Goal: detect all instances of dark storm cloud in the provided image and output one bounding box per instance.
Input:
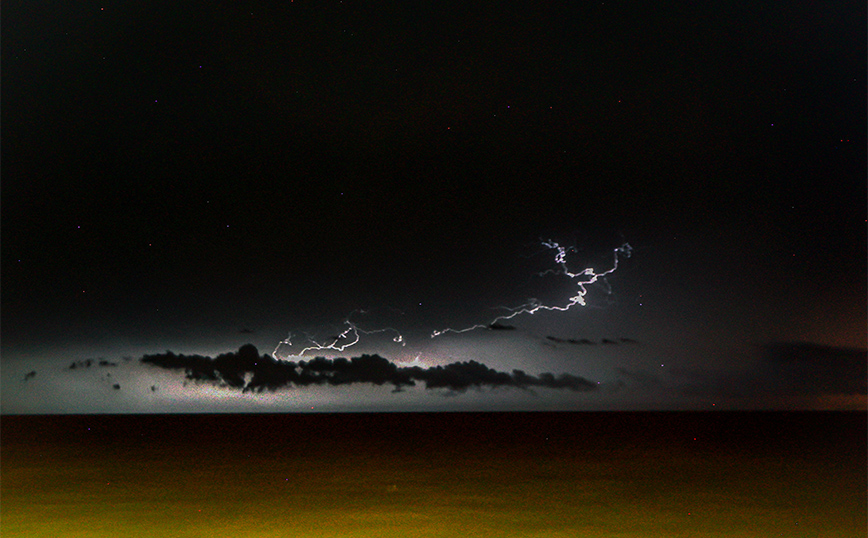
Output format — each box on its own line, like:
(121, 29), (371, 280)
(545, 336), (636, 345)
(403, 361), (595, 392)
(760, 342), (867, 395)
(672, 342), (868, 404)
(546, 336), (597, 346)
(140, 344), (598, 394)
(488, 322), (516, 331)
(66, 358), (118, 369)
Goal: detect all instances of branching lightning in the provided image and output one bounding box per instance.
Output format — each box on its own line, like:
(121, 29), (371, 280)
(272, 310), (405, 360)
(430, 240), (632, 337)
(273, 240), (631, 359)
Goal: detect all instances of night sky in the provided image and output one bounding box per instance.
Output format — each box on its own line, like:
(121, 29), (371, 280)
(3, 1), (865, 412)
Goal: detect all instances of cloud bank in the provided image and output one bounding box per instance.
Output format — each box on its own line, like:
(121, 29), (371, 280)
(140, 344), (598, 394)
(759, 342), (867, 395)
(665, 342), (867, 407)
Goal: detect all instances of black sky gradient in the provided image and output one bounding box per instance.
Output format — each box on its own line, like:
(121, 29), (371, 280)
(2, 1), (865, 412)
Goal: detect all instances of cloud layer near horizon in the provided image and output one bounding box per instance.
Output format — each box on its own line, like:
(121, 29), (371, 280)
(141, 344), (598, 394)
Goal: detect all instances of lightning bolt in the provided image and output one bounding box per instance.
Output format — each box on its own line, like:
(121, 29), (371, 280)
(431, 240), (632, 338)
(273, 240), (631, 359)
(272, 310), (405, 360)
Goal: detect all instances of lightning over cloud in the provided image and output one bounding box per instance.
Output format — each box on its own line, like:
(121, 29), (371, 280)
(272, 309), (405, 361)
(431, 240), (632, 338)
(269, 240), (631, 361)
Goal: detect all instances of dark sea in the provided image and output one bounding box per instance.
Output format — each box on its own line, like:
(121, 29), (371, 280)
(2, 412), (865, 537)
